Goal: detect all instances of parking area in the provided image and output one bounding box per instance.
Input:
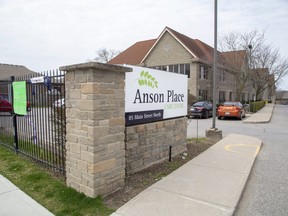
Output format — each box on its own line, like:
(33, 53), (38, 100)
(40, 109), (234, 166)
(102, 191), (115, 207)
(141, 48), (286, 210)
(187, 114), (253, 138)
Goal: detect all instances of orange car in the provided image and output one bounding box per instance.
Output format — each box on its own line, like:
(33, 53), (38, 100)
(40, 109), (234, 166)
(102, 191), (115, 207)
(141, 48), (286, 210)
(217, 102), (246, 120)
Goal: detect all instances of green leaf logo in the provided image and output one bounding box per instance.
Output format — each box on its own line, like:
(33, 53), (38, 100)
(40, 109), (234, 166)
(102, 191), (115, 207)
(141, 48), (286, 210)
(138, 70), (158, 88)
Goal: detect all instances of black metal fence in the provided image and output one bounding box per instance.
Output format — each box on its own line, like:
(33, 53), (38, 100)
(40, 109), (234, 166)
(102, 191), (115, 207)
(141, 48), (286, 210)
(0, 70), (66, 175)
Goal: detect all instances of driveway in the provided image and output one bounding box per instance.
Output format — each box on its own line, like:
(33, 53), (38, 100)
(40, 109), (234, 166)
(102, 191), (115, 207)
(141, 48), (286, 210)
(187, 113), (273, 139)
(187, 114), (256, 138)
(188, 104), (288, 215)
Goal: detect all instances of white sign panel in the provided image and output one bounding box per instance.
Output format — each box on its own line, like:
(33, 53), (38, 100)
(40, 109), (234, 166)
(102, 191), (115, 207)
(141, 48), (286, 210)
(125, 65), (187, 125)
(29, 76), (44, 84)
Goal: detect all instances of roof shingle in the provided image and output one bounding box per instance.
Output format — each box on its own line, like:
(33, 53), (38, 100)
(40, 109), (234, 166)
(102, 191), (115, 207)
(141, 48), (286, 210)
(108, 39), (157, 65)
(221, 50), (247, 70)
(0, 63), (36, 80)
(109, 26), (246, 69)
(165, 27), (215, 61)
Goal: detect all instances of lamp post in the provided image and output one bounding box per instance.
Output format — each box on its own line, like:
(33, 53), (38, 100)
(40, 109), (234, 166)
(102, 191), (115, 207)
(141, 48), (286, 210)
(248, 44), (252, 103)
(205, 0), (222, 141)
(212, 0), (217, 129)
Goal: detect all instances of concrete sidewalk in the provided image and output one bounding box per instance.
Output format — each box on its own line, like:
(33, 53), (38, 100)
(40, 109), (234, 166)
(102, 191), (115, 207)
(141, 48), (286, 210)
(0, 175), (53, 216)
(243, 103), (274, 123)
(111, 134), (262, 216)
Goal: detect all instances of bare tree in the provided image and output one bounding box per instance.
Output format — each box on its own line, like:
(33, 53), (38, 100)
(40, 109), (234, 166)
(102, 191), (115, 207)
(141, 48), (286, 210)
(219, 29), (288, 101)
(91, 47), (121, 63)
(220, 49), (249, 101)
(252, 44), (288, 99)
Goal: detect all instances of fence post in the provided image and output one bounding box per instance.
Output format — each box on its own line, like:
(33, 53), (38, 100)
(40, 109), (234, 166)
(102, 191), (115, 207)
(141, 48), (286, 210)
(11, 76), (19, 153)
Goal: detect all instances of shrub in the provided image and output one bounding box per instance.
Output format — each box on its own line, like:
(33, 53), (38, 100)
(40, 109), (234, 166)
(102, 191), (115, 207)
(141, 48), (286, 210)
(249, 101), (265, 113)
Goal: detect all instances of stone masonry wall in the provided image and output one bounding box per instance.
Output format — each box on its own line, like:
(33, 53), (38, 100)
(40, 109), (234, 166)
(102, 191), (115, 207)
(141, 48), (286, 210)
(61, 62), (131, 198)
(125, 117), (187, 174)
(62, 62), (188, 198)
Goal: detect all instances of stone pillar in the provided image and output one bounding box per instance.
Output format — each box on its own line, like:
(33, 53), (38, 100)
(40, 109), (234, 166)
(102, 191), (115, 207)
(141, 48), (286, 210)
(60, 62), (132, 198)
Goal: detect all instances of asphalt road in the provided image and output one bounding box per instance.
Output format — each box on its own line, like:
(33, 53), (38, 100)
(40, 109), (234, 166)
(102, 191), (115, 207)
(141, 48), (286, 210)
(187, 104), (288, 216)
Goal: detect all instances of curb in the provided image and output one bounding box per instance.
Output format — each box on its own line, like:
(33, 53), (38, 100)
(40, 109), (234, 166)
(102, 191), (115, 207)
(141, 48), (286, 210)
(243, 103), (274, 124)
(111, 134), (262, 216)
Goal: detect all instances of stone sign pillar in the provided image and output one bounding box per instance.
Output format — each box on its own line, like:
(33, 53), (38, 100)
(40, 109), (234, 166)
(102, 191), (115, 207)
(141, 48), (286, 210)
(60, 62), (131, 198)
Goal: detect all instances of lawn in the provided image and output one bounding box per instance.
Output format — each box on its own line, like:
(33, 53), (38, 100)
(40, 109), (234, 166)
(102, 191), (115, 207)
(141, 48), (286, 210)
(0, 145), (114, 216)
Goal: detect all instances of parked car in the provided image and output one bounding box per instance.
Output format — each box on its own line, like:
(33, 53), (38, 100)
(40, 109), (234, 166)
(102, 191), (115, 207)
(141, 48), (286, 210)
(188, 101), (213, 119)
(53, 98), (65, 108)
(0, 93), (31, 113)
(0, 94), (12, 112)
(217, 101), (245, 120)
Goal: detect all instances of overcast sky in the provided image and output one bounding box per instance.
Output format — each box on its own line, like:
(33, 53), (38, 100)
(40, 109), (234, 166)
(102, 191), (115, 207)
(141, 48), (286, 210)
(1, 0), (288, 89)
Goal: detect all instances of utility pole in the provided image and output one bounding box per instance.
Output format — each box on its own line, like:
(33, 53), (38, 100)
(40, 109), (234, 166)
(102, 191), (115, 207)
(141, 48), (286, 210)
(212, 0), (217, 129)
(248, 44), (252, 103)
(206, 0), (222, 141)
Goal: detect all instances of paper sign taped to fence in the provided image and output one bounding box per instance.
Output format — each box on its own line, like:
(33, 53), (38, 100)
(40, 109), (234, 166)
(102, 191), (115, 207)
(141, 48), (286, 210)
(29, 76), (44, 84)
(12, 81), (27, 115)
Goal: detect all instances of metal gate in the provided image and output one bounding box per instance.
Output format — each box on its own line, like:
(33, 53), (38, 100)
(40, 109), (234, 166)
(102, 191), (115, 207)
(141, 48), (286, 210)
(0, 70), (66, 175)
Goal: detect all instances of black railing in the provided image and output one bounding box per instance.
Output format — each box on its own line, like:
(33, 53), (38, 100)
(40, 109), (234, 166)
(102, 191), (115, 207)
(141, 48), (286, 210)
(0, 69), (66, 175)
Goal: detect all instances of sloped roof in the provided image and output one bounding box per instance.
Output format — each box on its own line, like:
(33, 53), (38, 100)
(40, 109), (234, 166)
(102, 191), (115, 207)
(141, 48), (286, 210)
(251, 68), (272, 85)
(164, 27), (215, 61)
(0, 63), (36, 80)
(252, 68), (269, 77)
(109, 27), (217, 65)
(108, 26), (245, 68)
(221, 50), (247, 71)
(108, 39), (157, 65)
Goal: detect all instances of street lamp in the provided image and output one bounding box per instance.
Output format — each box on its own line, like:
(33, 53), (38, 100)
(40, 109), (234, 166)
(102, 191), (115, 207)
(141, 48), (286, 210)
(206, 0), (222, 140)
(212, 0), (217, 129)
(248, 44), (252, 102)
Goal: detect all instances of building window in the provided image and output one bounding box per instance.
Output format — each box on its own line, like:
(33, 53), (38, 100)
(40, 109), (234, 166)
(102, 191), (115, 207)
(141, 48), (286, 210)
(185, 64), (190, 78)
(173, 65), (178, 73)
(199, 64), (208, 80)
(179, 64), (184, 74)
(218, 70), (226, 82)
(241, 93), (246, 102)
(151, 64), (190, 77)
(229, 91), (233, 101)
(199, 89), (208, 100)
(219, 91), (226, 103)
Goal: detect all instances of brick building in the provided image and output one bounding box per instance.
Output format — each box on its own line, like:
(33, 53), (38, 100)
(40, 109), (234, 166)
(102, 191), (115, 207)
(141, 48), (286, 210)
(109, 27), (255, 104)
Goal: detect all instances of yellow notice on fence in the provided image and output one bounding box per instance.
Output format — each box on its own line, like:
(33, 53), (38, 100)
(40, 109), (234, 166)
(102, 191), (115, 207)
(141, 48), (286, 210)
(12, 81), (27, 115)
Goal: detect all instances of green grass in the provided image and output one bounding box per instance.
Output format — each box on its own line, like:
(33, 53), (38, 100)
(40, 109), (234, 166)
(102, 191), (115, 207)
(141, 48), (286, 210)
(187, 137), (206, 143)
(0, 145), (114, 216)
(0, 132), (14, 146)
(0, 133), (64, 166)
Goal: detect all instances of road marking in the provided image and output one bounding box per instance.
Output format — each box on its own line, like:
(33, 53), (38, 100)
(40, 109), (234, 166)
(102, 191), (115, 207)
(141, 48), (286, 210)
(224, 144), (260, 157)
